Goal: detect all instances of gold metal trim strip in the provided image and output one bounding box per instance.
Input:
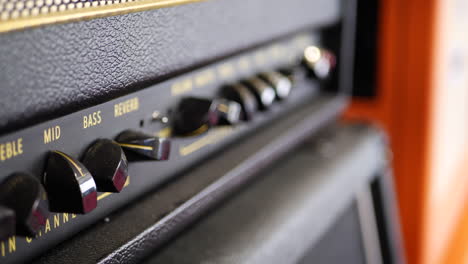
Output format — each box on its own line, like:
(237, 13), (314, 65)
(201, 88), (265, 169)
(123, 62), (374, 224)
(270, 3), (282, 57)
(0, 0), (204, 34)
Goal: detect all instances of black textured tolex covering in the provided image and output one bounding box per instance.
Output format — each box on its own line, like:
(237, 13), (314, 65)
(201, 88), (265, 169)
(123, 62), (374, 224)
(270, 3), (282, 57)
(0, 0), (340, 133)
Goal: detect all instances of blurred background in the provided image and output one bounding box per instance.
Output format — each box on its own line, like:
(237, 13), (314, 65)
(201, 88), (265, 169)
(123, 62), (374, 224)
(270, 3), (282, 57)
(344, 0), (468, 263)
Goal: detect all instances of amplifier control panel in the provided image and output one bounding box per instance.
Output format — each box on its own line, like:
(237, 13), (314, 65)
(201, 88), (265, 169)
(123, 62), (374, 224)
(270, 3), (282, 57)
(0, 32), (339, 263)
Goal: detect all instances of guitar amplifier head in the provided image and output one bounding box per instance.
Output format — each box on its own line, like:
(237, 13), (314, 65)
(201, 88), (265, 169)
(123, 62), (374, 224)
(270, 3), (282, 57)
(0, 0), (344, 132)
(0, 0), (357, 263)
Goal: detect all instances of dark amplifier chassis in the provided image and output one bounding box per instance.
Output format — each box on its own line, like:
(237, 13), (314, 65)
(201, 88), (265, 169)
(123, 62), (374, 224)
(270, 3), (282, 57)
(0, 31), (350, 263)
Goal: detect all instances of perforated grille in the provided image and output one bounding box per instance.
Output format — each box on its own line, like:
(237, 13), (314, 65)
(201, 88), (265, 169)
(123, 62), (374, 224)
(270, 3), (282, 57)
(0, 0), (143, 21)
(0, 0), (200, 33)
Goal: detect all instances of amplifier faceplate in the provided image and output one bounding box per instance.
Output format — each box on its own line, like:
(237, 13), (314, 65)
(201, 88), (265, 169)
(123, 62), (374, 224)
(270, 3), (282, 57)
(0, 32), (331, 263)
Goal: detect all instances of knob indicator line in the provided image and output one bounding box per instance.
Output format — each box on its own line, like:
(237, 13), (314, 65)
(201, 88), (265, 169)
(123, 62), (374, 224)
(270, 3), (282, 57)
(117, 143), (154, 151)
(53, 151), (85, 177)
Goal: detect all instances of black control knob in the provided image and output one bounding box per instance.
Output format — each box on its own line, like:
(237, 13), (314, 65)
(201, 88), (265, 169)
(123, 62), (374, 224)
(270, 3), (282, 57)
(242, 77), (276, 110)
(0, 205), (15, 241)
(171, 97), (216, 136)
(220, 83), (258, 121)
(44, 151), (97, 214)
(82, 139), (129, 193)
(303, 46), (336, 80)
(259, 71), (293, 100)
(0, 173), (49, 236)
(116, 130), (171, 161)
(171, 97), (241, 136)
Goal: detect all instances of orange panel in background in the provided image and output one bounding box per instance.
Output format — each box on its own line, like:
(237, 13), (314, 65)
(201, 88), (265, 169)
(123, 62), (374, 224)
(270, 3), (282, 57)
(344, 1), (434, 263)
(344, 0), (468, 263)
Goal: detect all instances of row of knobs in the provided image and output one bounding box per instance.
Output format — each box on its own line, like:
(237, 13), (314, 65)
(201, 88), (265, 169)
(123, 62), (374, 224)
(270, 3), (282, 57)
(0, 131), (170, 239)
(171, 45), (335, 136)
(171, 71), (294, 136)
(0, 45), (335, 240)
